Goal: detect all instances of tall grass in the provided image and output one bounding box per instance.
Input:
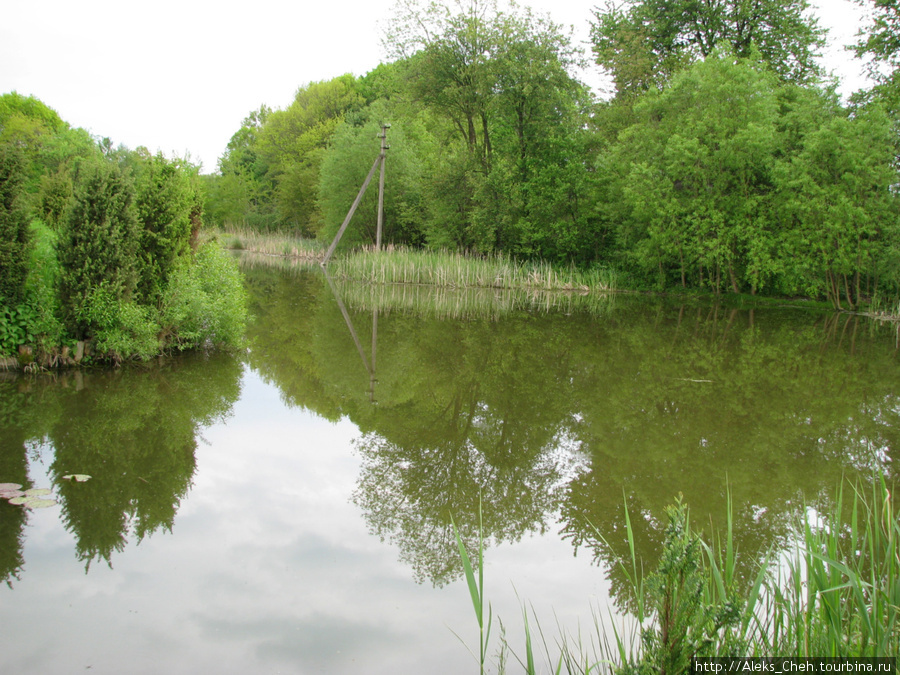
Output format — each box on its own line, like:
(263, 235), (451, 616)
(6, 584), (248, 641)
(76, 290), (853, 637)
(454, 478), (900, 674)
(330, 247), (619, 293)
(212, 226), (324, 260)
(332, 277), (618, 320)
(755, 478), (900, 657)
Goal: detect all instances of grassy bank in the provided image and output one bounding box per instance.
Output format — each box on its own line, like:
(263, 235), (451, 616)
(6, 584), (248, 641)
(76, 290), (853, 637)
(455, 478), (900, 673)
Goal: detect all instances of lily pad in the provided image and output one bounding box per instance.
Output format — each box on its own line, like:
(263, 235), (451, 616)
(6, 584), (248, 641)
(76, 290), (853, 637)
(0, 483), (23, 491)
(62, 474), (92, 482)
(0, 490), (25, 500)
(9, 496), (57, 509)
(25, 497), (57, 509)
(24, 488), (52, 497)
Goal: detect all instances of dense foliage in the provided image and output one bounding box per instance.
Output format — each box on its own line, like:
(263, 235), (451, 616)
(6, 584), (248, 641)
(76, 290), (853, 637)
(0, 92), (247, 363)
(202, 0), (900, 306)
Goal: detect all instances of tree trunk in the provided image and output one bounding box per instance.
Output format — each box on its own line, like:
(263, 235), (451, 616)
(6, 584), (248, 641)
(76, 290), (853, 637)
(843, 274), (855, 311)
(728, 263), (739, 294)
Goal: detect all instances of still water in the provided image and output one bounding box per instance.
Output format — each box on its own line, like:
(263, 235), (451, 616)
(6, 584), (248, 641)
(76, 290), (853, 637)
(1, 258), (898, 673)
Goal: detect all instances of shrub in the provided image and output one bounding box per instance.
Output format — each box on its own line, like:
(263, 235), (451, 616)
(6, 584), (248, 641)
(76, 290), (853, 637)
(75, 282), (159, 362)
(160, 243), (247, 351)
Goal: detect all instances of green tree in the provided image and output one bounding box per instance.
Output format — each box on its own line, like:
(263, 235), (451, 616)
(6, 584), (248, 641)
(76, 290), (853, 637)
(773, 104), (900, 308)
(37, 167), (73, 229)
(133, 153), (195, 304)
(590, 0), (825, 99)
(382, 0), (596, 258)
(258, 75), (363, 235)
(58, 159), (140, 338)
(207, 105), (276, 230)
(607, 52), (781, 292)
(853, 0), (900, 111)
(0, 145), (31, 306)
(0, 92), (96, 197)
(318, 100), (432, 248)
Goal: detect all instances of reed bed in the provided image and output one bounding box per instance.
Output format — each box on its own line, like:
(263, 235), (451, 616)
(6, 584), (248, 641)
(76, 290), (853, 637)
(214, 226), (325, 260)
(454, 478), (900, 674)
(333, 277), (617, 320)
(329, 247), (619, 294)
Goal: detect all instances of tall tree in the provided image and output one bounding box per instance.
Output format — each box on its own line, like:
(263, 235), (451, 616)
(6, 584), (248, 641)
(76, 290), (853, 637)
(58, 160), (140, 338)
(382, 0), (594, 257)
(607, 52), (781, 291)
(590, 0), (826, 99)
(258, 76), (363, 235)
(207, 105), (276, 230)
(853, 0), (900, 111)
(0, 145), (30, 306)
(773, 103), (900, 309)
(133, 153), (195, 304)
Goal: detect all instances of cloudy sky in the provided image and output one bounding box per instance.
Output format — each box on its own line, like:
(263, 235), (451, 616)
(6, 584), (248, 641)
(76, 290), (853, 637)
(1, 0), (870, 174)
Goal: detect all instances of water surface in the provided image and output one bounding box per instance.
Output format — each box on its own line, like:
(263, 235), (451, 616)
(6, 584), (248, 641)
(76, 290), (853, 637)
(1, 261), (898, 672)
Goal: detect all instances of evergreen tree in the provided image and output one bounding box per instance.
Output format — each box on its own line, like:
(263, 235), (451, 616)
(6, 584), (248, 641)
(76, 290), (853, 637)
(58, 159), (140, 338)
(133, 153), (194, 304)
(0, 145), (31, 306)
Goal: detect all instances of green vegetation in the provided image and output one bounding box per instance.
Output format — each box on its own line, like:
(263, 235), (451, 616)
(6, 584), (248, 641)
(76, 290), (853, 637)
(0, 93), (248, 365)
(453, 480), (900, 672)
(201, 0), (900, 311)
(216, 226), (325, 259)
(330, 247), (618, 292)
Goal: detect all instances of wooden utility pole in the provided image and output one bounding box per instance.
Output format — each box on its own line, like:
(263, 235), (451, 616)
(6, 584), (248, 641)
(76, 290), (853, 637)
(321, 123), (390, 266)
(376, 123), (390, 251)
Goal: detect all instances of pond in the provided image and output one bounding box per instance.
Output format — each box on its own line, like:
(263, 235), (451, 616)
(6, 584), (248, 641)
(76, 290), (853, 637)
(1, 256), (899, 673)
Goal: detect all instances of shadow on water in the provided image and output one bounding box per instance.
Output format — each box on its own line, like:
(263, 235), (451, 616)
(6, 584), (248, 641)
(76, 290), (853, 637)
(240, 255), (900, 609)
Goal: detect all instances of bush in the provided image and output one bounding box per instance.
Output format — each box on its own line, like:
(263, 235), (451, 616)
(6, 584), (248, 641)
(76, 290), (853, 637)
(160, 244), (247, 351)
(75, 282), (159, 362)
(0, 304), (36, 356)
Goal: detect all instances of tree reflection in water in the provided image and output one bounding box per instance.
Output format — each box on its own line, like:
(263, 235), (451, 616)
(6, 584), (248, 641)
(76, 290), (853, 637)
(242, 263), (898, 608)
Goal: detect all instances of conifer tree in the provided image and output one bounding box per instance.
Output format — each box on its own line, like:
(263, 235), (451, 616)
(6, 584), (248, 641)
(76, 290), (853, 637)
(0, 145), (31, 306)
(58, 159), (139, 338)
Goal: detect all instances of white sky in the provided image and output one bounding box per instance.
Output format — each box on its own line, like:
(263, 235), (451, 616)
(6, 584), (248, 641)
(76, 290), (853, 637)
(0, 0), (870, 174)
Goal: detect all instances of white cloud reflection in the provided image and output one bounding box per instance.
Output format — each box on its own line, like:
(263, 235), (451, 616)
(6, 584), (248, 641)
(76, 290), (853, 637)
(1, 368), (612, 674)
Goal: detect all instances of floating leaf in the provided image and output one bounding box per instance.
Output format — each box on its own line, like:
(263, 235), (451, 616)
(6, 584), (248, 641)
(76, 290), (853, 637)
(0, 483), (23, 491)
(24, 488), (52, 497)
(0, 490), (25, 500)
(24, 497), (57, 509)
(9, 496), (57, 509)
(62, 474), (92, 482)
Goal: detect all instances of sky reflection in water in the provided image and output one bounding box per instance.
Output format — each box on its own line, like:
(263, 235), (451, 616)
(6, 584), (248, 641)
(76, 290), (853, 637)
(2, 262), (898, 673)
(0, 365), (610, 675)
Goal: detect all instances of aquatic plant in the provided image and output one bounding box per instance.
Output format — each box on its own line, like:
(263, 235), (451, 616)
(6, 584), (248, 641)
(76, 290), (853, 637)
(453, 478), (900, 673)
(214, 226), (324, 260)
(452, 501), (496, 675)
(330, 247), (619, 293)
(0, 483), (57, 509)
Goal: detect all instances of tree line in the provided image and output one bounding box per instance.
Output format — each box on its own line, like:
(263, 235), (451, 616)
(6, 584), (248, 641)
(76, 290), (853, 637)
(204, 0), (900, 308)
(0, 92), (247, 362)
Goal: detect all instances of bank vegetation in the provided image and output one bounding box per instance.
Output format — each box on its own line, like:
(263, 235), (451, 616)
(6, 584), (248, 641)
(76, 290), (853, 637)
(201, 0), (900, 314)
